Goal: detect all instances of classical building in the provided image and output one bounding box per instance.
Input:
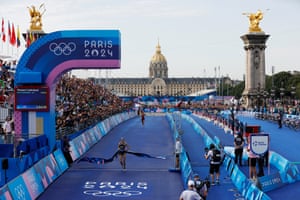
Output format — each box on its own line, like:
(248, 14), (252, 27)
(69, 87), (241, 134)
(94, 42), (219, 97)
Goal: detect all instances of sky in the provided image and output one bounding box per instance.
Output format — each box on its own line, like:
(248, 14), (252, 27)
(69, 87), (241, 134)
(0, 0), (300, 81)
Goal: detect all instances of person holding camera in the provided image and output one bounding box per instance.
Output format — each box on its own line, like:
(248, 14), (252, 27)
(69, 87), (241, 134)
(179, 180), (202, 200)
(193, 174), (208, 200)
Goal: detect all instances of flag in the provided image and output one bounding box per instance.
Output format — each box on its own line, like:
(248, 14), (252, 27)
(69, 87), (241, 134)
(10, 23), (16, 46)
(1, 18), (5, 42)
(7, 21), (11, 44)
(16, 25), (21, 47)
(26, 32), (31, 47)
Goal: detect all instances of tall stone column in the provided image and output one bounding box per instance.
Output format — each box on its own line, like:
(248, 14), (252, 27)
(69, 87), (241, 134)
(241, 33), (269, 108)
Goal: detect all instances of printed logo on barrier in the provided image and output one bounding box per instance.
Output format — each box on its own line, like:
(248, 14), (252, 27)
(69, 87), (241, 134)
(250, 134), (269, 155)
(14, 185), (26, 200)
(49, 42), (76, 56)
(7, 176), (32, 200)
(82, 181), (147, 197)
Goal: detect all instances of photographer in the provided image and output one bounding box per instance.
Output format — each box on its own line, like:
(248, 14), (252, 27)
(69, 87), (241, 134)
(193, 174), (208, 200)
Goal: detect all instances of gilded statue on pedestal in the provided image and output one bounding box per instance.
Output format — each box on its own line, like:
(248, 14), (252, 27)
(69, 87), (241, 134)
(243, 10), (264, 33)
(28, 4), (46, 31)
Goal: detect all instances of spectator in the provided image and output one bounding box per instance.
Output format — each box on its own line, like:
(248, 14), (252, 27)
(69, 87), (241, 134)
(193, 174), (208, 200)
(54, 74), (133, 134)
(234, 131), (245, 166)
(2, 116), (13, 144)
(62, 135), (73, 166)
(179, 180), (202, 200)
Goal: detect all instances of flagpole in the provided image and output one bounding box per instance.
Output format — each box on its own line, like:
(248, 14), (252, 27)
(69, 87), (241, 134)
(6, 39), (9, 56)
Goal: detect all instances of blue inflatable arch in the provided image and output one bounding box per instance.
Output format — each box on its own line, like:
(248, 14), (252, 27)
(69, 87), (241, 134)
(14, 30), (121, 150)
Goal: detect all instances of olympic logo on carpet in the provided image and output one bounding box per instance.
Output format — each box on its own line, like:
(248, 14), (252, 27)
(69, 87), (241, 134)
(49, 42), (76, 56)
(83, 181), (147, 197)
(83, 190), (142, 197)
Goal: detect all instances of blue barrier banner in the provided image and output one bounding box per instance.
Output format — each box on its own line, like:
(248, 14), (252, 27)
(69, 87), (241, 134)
(97, 123), (107, 137)
(7, 176), (31, 200)
(0, 185), (12, 200)
(92, 125), (103, 140)
(78, 134), (92, 150)
(269, 152), (289, 171)
(69, 139), (80, 161)
(87, 130), (97, 145)
(33, 154), (61, 188)
(53, 149), (69, 172)
(22, 167), (44, 199)
(244, 183), (265, 200)
(258, 172), (285, 192)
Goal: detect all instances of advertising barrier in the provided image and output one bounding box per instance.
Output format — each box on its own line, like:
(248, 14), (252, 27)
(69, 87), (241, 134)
(0, 111), (136, 199)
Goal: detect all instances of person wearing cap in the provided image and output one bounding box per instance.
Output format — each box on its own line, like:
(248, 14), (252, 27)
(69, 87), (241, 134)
(118, 137), (129, 170)
(179, 180), (202, 200)
(193, 174), (208, 200)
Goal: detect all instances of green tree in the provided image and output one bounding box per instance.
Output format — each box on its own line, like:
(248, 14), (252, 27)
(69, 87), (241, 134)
(218, 71), (300, 100)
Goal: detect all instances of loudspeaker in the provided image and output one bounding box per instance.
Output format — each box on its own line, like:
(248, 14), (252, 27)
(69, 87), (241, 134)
(2, 158), (8, 170)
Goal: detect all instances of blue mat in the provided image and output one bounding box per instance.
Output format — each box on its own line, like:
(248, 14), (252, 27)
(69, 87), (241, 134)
(38, 116), (183, 200)
(37, 113), (300, 200)
(190, 113), (300, 200)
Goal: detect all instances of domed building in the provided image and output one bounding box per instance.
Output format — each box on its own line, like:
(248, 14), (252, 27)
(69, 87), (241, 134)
(94, 42), (217, 97)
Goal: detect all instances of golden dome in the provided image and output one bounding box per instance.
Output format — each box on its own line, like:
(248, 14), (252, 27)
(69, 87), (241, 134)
(151, 42), (167, 63)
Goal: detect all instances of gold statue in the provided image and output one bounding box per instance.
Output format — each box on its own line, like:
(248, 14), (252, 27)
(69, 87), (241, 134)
(28, 4), (46, 31)
(243, 10), (264, 33)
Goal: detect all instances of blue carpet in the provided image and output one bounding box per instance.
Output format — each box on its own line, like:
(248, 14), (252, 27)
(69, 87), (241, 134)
(38, 116), (183, 200)
(37, 113), (300, 200)
(190, 113), (300, 200)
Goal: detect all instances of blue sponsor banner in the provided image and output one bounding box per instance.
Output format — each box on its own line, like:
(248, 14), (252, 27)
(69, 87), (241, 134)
(25, 30), (121, 71)
(0, 185), (12, 200)
(69, 139), (82, 161)
(7, 176), (31, 200)
(22, 167), (44, 199)
(258, 172), (285, 192)
(33, 154), (61, 188)
(92, 125), (103, 140)
(53, 149), (69, 172)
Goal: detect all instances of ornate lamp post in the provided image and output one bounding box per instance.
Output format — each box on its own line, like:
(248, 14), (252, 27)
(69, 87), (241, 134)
(263, 90), (269, 111)
(291, 86), (296, 106)
(280, 86), (285, 106)
(270, 88), (275, 106)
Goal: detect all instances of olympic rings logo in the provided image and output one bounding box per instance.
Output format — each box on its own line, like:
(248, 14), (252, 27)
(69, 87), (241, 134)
(83, 190), (142, 197)
(49, 42), (76, 56)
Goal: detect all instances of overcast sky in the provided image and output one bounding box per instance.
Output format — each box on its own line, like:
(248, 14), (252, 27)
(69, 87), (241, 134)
(1, 0), (299, 80)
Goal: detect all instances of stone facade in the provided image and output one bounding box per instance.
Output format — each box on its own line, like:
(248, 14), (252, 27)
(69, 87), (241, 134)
(94, 42), (218, 97)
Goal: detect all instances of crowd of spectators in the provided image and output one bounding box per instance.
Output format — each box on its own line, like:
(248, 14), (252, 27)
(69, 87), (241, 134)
(0, 63), (134, 140)
(0, 59), (15, 109)
(1, 56), (299, 139)
(55, 74), (133, 136)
